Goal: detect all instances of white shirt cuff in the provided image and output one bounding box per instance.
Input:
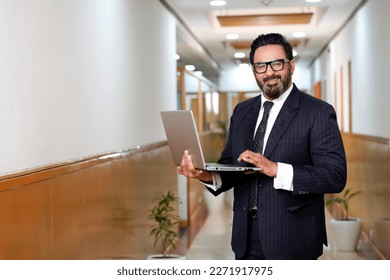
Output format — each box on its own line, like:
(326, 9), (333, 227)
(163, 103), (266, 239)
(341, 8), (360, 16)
(202, 172), (222, 191)
(274, 162), (294, 191)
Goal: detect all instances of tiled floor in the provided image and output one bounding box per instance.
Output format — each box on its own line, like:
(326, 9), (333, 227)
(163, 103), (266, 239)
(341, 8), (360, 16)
(184, 202), (382, 260)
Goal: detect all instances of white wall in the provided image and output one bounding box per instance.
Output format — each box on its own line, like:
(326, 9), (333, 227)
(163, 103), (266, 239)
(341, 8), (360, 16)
(219, 64), (259, 92)
(0, 0), (177, 175)
(293, 63), (311, 94)
(310, 0), (390, 139)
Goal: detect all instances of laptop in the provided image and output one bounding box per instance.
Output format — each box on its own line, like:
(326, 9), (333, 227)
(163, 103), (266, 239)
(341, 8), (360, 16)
(160, 110), (261, 172)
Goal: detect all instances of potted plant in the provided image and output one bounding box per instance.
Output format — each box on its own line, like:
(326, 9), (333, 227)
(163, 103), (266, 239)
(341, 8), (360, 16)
(326, 188), (363, 251)
(147, 191), (185, 259)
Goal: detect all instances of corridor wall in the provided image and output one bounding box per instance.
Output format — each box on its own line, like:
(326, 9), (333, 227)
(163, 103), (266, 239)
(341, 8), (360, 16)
(0, 0), (179, 259)
(311, 0), (390, 258)
(310, 0), (390, 139)
(0, 0), (177, 176)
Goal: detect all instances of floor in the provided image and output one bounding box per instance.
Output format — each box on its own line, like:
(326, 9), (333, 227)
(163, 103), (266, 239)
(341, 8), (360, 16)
(183, 202), (382, 260)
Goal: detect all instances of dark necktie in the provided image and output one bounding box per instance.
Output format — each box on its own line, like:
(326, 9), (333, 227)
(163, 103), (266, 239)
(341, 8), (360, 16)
(249, 101), (274, 210)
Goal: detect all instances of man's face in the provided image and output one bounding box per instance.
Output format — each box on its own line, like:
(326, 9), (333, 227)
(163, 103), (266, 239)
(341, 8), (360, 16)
(252, 45), (295, 100)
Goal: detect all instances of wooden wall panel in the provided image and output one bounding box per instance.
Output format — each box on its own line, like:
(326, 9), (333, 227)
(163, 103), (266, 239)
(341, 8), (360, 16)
(0, 143), (177, 260)
(327, 133), (390, 258)
(0, 181), (52, 259)
(341, 133), (389, 222)
(217, 13), (313, 27)
(313, 81), (321, 99)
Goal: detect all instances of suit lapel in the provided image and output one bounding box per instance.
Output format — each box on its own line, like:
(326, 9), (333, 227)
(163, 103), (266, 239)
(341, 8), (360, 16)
(264, 85), (300, 157)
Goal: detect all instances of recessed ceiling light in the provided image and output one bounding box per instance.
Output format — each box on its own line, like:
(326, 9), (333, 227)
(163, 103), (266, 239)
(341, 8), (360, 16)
(194, 71), (203, 76)
(234, 52), (245, 59)
(226, 33), (239, 40)
(210, 1), (227, 7)
(305, 0), (322, 3)
(185, 65), (195, 71)
(292, 31), (306, 38)
(261, 0), (273, 6)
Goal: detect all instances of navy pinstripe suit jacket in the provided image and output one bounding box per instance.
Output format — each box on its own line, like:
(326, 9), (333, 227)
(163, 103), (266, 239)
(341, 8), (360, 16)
(209, 84), (347, 259)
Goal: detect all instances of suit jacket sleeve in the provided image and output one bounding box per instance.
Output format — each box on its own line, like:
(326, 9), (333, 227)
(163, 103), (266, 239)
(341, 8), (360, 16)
(291, 102), (347, 195)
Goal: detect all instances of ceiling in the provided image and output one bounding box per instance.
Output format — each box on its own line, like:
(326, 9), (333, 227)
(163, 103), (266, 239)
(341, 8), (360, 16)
(162, 0), (364, 84)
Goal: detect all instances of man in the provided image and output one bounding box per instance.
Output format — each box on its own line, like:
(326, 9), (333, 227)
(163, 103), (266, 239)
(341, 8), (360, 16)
(177, 33), (347, 260)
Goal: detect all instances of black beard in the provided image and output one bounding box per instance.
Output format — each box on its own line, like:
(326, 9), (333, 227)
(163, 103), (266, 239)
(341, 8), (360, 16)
(256, 68), (292, 100)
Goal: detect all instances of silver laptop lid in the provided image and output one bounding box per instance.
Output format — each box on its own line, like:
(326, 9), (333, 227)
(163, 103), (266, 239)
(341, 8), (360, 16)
(160, 110), (206, 170)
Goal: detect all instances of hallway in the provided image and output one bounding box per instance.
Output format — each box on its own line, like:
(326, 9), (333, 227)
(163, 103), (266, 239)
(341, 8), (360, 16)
(183, 202), (382, 260)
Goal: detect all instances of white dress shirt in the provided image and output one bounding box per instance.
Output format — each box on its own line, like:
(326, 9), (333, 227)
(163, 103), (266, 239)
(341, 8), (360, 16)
(205, 84), (295, 192)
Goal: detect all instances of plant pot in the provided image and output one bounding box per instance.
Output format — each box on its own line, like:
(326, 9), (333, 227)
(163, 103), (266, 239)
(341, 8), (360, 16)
(330, 218), (362, 251)
(147, 254), (186, 260)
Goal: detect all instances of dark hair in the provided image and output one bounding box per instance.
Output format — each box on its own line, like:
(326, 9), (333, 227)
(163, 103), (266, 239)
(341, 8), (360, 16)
(249, 33), (294, 65)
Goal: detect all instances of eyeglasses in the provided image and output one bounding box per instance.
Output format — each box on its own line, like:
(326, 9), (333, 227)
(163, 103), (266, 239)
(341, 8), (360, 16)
(252, 58), (290, 74)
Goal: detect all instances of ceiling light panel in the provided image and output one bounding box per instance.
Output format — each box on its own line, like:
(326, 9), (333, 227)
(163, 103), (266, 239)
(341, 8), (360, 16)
(210, 1), (226, 7)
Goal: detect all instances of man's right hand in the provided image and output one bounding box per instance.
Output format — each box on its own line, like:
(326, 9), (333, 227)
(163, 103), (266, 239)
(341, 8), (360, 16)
(176, 150), (213, 183)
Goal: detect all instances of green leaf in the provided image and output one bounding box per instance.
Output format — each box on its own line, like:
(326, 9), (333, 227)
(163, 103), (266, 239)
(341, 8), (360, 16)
(148, 191), (180, 256)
